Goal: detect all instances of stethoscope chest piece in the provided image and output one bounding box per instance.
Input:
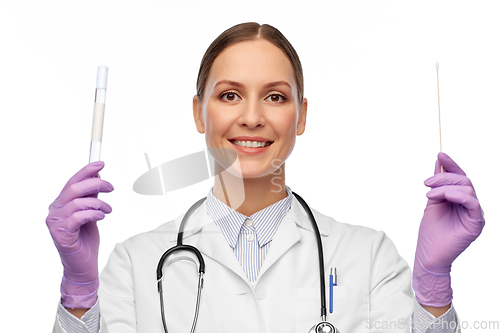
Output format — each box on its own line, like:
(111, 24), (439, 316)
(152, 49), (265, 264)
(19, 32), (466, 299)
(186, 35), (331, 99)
(309, 321), (340, 333)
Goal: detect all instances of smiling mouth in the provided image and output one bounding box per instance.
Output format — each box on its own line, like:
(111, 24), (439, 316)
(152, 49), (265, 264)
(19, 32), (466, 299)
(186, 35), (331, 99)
(229, 140), (273, 148)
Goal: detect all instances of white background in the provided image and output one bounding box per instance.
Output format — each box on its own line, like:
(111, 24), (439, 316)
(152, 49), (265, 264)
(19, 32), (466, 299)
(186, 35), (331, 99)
(1, 0), (499, 331)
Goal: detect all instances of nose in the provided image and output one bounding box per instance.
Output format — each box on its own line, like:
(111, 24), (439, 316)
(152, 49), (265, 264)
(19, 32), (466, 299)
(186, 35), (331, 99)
(238, 97), (265, 129)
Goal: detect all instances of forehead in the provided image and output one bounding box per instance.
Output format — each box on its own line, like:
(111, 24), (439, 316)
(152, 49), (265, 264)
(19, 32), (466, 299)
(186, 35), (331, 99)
(205, 39), (296, 90)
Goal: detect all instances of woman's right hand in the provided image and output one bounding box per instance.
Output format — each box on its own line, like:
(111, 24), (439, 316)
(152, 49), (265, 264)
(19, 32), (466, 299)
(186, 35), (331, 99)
(46, 161), (114, 309)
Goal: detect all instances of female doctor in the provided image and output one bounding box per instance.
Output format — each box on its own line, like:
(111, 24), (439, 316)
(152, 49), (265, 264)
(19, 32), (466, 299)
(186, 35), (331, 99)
(47, 22), (485, 333)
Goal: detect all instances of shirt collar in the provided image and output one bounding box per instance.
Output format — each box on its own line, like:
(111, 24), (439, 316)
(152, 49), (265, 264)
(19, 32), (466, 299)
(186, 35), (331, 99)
(206, 186), (293, 248)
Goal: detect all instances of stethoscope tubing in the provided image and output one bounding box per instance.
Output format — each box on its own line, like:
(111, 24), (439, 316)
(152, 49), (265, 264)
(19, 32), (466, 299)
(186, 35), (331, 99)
(291, 191), (328, 320)
(157, 197), (207, 333)
(156, 192), (337, 333)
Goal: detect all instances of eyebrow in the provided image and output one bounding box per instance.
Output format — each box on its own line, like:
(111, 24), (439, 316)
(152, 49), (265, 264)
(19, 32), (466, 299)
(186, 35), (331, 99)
(214, 80), (291, 89)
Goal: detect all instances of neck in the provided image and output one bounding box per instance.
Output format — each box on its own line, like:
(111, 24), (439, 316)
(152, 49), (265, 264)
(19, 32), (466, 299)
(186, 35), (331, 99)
(212, 163), (287, 217)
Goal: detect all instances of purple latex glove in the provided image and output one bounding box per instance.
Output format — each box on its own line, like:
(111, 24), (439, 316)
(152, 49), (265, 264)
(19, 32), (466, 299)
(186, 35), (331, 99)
(46, 161), (114, 309)
(413, 152), (484, 307)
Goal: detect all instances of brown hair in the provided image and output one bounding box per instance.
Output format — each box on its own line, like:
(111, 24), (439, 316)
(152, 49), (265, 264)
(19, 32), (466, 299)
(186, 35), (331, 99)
(196, 22), (304, 103)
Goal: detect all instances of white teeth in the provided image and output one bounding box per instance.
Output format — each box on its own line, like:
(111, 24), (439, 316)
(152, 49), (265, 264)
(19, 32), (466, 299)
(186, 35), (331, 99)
(232, 140), (271, 148)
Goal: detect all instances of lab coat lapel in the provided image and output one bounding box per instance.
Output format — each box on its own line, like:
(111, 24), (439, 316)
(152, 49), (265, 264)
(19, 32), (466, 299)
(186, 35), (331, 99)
(172, 201), (249, 282)
(289, 194), (331, 237)
(256, 194), (331, 282)
(196, 220), (250, 282)
(255, 210), (302, 281)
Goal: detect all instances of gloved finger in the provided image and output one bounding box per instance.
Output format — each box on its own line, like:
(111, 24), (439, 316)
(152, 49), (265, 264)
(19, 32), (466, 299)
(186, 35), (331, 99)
(88, 172), (102, 198)
(57, 198), (113, 219)
(427, 187), (483, 222)
(444, 190), (484, 222)
(434, 158), (443, 175)
(91, 172), (102, 180)
(426, 185), (477, 202)
(55, 177), (114, 206)
(60, 161), (105, 194)
(66, 209), (106, 233)
(424, 173), (473, 188)
(437, 152), (467, 176)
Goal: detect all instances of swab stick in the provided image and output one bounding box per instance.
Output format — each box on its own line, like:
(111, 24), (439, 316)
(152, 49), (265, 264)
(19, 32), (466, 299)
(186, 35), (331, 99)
(435, 62), (443, 173)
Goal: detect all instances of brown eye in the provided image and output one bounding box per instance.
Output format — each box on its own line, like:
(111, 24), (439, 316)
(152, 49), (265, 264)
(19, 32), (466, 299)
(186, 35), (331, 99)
(266, 94), (286, 103)
(220, 91), (241, 102)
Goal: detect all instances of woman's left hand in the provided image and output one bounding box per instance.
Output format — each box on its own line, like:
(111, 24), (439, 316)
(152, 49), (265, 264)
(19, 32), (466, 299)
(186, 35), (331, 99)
(413, 152), (485, 307)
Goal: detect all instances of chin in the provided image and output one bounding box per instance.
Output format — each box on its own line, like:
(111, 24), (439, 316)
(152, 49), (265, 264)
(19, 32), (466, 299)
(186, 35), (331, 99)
(239, 167), (278, 180)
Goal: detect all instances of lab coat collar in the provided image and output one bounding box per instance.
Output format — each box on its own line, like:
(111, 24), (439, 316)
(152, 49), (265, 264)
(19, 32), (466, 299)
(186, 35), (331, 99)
(289, 193), (331, 237)
(168, 200), (250, 282)
(167, 193), (331, 284)
(168, 193), (331, 242)
(168, 197), (209, 243)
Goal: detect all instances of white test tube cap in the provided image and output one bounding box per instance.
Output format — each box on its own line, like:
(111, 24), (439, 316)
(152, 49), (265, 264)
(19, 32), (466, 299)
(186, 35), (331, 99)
(96, 66), (108, 89)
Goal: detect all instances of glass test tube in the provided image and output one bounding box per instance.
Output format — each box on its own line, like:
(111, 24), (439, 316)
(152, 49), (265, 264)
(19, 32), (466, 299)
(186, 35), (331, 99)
(89, 66), (108, 163)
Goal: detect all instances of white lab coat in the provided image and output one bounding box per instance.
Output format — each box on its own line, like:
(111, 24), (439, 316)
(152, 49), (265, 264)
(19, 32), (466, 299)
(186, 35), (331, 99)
(53, 194), (416, 333)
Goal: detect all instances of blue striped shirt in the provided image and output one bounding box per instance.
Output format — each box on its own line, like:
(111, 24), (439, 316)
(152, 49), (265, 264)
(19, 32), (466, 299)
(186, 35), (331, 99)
(206, 185), (293, 283)
(58, 298), (100, 332)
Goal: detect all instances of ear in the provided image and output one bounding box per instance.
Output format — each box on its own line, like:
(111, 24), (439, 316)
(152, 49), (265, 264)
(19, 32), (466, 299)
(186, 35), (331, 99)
(193, 95), (205, 134)
(296, 97), (307, 136)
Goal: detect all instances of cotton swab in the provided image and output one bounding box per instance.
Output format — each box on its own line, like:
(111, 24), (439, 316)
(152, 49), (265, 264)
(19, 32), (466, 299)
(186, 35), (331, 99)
(435, 62), (443, 173)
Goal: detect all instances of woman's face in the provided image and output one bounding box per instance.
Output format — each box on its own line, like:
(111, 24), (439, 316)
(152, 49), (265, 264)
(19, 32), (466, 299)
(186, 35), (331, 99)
(193, 39), (307, 179)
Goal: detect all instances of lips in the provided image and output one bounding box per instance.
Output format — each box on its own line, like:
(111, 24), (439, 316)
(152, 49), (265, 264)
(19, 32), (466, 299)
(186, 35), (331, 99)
(227, 139), (274, 154)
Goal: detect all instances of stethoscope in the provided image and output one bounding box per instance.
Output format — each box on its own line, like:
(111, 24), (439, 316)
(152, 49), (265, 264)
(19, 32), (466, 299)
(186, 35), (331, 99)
(156, 192), (340, 333)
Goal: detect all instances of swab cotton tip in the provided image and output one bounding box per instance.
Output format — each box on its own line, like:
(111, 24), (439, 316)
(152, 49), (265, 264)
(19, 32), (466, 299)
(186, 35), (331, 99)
(435, 62), (439, 71)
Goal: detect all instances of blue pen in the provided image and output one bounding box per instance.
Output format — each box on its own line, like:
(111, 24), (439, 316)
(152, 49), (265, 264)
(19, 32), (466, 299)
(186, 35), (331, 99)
(329, 268), (337, 314)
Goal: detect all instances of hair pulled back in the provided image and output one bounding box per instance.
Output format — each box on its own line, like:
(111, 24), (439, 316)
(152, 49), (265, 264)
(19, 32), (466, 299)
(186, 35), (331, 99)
(196, 22), (304, 103)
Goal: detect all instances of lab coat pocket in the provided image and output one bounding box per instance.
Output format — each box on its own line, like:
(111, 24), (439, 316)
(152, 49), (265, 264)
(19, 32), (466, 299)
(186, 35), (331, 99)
(295, 286), (369, 333)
